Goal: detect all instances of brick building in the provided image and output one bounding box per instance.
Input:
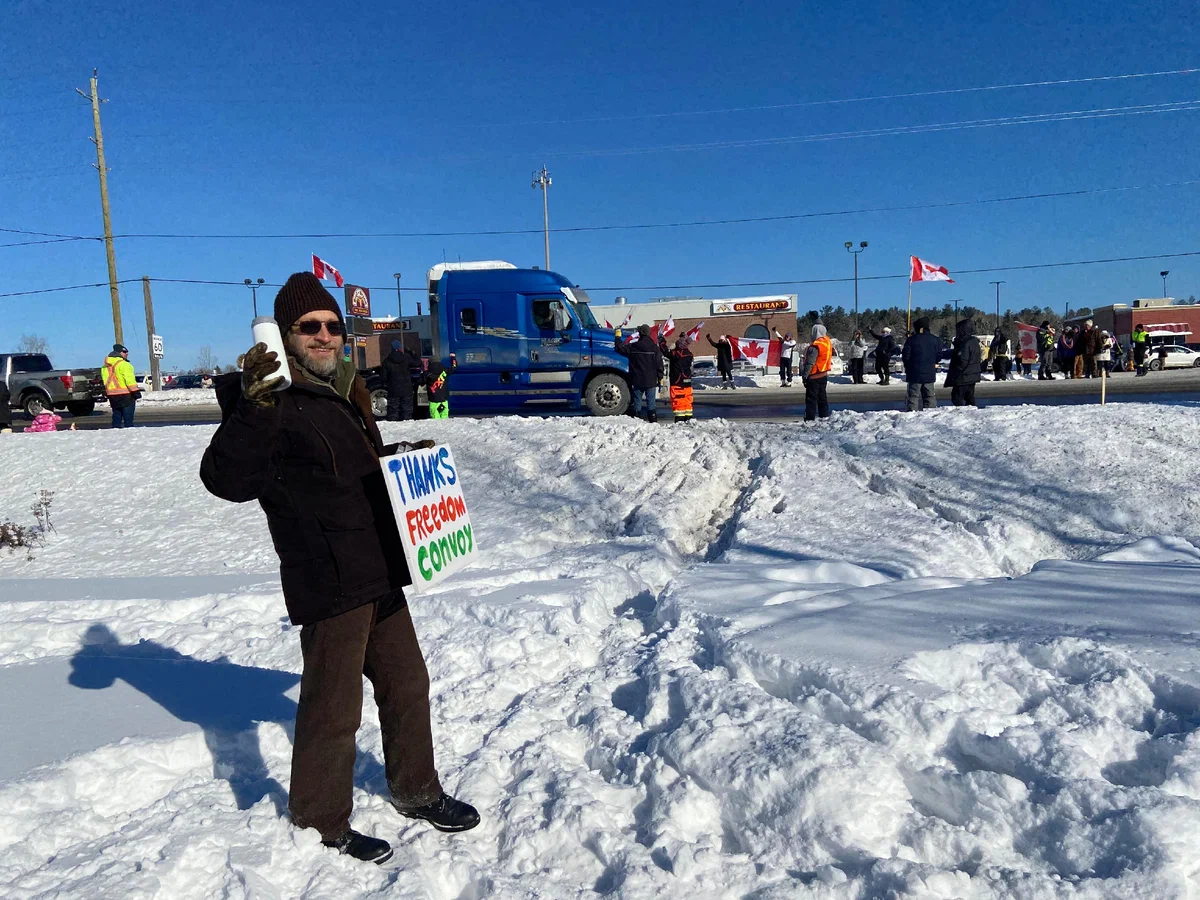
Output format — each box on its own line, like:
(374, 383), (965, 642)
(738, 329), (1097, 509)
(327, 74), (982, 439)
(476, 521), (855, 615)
(350, 316), (431, 369)
(1066, 298), (1200, 350)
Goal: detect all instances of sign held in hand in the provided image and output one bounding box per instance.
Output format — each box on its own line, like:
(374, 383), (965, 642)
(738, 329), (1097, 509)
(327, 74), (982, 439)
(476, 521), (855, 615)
(381, 445), (476, 593)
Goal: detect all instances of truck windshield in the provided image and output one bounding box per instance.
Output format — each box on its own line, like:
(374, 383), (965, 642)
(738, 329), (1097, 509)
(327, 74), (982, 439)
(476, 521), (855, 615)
(561, 286), (599, 328)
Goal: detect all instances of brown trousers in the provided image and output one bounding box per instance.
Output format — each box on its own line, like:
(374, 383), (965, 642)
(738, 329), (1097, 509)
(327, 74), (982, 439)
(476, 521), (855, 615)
(289, 601), (442, 839)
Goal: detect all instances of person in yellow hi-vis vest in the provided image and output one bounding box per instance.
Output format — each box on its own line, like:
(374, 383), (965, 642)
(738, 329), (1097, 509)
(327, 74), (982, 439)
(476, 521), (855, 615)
(103, 343), (141, 428)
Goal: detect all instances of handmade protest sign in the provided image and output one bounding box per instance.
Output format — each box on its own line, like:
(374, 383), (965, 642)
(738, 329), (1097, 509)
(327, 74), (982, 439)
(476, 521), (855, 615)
(380, 445), (477, 592)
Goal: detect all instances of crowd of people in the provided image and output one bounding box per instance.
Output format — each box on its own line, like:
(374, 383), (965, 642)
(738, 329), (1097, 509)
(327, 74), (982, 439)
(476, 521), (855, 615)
(609, 315), (1180, 421)
(1035, 319), (1128, 380)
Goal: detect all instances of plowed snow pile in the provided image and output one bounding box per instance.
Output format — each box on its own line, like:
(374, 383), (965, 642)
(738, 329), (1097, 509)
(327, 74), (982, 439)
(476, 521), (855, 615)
(0, 405), (1197, 899)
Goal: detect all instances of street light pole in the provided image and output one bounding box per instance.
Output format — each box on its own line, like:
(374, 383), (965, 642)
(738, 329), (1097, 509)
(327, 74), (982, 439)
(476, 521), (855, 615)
(844, 241), (868, 330)
(1161, 270), (1170, 298)
(532, 165), (552, 270)
(244, 277), (264, 316)
(393, 272), (402, 318)
(954, 298), (960, 320)
(989, 281), (1006, 330)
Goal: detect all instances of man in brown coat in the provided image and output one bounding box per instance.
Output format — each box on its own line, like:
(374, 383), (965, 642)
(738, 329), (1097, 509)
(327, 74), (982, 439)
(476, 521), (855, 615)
(200, 272), (478, 865)
(1078, 319), (1103, 378)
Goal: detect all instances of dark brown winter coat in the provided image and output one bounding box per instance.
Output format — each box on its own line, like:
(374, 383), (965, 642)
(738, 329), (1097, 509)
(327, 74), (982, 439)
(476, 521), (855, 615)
(200, 366), (410, 626)
(1079, 326), (1103, 355)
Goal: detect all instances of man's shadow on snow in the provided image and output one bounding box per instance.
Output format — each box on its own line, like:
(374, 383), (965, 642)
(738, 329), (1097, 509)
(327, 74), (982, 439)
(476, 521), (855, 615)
(67, 623), (301, 815)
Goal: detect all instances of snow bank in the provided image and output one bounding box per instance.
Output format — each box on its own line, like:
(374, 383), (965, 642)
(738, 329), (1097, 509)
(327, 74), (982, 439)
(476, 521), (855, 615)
(138, 388), (217, 405)
(0, 405), (1197, 898)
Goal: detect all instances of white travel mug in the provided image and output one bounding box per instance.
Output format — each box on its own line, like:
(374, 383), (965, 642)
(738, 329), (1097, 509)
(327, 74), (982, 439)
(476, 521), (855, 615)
(250, 316), (293, 392)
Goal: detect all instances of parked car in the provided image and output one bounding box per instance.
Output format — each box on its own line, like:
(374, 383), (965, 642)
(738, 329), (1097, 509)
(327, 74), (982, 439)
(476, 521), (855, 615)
(865, 347), (904, 374)
(163, 374), (205, 390)
(1, 353), (105, 417)
(1148, 345), (1200, 370)
(692, 359), (716, 376)
(729, 358), (765, 376)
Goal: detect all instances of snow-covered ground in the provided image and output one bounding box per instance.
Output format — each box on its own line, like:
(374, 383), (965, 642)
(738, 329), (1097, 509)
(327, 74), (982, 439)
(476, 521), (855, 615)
(1, 405), (1198, 898)
(138, 387), (218, 405)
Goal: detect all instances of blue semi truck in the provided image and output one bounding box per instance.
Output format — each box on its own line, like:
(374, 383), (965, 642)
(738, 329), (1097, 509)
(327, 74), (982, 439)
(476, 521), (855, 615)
(422, 261), (642, 416)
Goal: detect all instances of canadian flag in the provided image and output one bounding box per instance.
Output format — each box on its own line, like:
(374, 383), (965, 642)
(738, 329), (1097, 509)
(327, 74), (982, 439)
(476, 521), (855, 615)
(728, 336), (771, 362)
(1017, 322), (1039, 362)
(312, 254), (345, 288)
(683, 320), (705, 343)
(619, 310), (634, 329)
(910, 256), (954, 283)
(655, 316), (675, 340)
(604, 319), (613, 328)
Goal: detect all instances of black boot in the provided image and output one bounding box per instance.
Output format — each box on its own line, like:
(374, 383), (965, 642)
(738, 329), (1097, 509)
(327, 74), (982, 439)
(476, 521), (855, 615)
(395, 793), (480, 833)
(321, 829), (393, 864)
(647, 410), (658, 423)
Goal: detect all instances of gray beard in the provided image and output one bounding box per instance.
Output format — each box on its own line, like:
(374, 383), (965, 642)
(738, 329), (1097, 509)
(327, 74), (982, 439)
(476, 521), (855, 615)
(287, 335), (338, 378)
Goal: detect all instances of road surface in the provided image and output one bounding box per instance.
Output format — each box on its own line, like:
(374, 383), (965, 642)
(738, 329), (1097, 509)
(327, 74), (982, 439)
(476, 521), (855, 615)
(13, 368), (1200, 430)
(693, 367), (1200, 418)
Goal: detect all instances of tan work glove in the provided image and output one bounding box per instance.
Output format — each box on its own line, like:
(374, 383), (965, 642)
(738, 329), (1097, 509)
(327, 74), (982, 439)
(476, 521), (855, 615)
(238, 342), (284, 407)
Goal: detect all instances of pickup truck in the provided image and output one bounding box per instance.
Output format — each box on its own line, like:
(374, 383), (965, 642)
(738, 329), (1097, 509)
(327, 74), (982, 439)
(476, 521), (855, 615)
(424, 261), (647, 415)
(1, 353), (106, 417)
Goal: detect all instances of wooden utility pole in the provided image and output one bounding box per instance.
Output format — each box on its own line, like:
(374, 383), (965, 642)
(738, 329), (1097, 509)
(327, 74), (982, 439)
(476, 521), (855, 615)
(78, 69), (122, 344)
(142, 277), (161, 391)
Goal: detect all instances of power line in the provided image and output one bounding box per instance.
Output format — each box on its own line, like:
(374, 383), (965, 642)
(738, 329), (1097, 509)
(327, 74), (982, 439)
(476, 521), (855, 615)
(4, 177), (1195, 243)
(0, 104), (84, 120)
(0, 237), (96, 249)
(532, 100), (1200, 160)
(2, 250), (1198, 299)
(495, 66), (1200, 127)
(0, 226), (88, 238)
(0, 279), (139, 299)
(589, 250), (1200, 291)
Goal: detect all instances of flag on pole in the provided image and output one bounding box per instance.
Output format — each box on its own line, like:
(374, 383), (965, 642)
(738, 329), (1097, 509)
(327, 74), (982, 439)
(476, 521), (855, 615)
(910, 256), (954, 283)
(604, 319), (613, 328)
(619, 310), (634, 329)
(655, 316), (676, 340)
(312, 254), (345, 288)
(683, 320), (705, 343)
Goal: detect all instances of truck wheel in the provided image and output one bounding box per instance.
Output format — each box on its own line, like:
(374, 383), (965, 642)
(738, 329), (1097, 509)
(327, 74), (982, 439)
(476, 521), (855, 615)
(584, 374), (629, 416)
(22, 393), (49, 417)
(370, 389), (388, 418)
(67, 400), (96, 417)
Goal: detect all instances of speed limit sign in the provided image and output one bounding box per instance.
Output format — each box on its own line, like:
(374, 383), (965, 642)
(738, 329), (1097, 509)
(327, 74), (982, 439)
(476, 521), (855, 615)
(151, 334), (164, 359)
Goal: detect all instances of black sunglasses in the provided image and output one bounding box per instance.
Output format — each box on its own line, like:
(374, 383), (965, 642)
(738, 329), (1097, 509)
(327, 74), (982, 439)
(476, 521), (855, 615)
(293, 320), (346, 336)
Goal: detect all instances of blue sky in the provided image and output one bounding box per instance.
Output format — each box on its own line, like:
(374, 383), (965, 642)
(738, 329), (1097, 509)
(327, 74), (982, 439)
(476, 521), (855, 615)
(3, 0), (1198, 371)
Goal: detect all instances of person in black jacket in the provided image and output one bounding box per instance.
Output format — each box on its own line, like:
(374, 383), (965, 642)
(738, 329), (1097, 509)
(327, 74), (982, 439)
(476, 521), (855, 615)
(869, 327), (895, 385)
(615, 324), (662, 421)
(901, 317), (940, 411)
(0, 377), (10, 432)
(706, 334), (735, 388)
(660, 334), (695, 422)
(945, 319), (982, 407)
(199, 273), (478, 865)
(382, 340), (417, 421)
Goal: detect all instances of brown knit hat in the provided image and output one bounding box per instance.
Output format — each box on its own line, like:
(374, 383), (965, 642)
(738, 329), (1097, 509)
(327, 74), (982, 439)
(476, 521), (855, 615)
(273, 272), (344, 333)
